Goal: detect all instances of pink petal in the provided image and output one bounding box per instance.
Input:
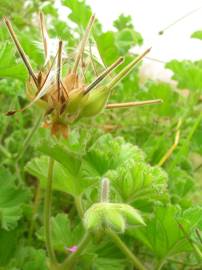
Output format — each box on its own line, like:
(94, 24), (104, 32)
(66, 245), (78, 253)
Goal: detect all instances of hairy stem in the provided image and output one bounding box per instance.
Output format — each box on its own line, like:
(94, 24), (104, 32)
(44, 157), (57, 265)
(60, 232), (91, 270)
(100, 178), (110, 202)
(107, 229), (147, 270)
(74, 195), (84, 219)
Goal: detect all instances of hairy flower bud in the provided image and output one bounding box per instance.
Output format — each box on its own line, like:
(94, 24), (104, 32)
(84, 202), (145, 233)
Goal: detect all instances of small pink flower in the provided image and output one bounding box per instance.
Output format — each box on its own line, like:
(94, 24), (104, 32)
(65, 245), (78, 253)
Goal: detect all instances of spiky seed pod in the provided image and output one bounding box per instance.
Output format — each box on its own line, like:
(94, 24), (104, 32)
(4, 14), (162, 137)
(64, 88), (86, 115)
(79, 86), (111, 118)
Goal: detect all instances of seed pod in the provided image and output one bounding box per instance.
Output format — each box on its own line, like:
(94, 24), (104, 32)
(79, 86), (111, 118)
(64, 87), (86, 115)
(26, 79), (49, 111)
(63, 73), (79, 92)
(79, 49), (151, 119)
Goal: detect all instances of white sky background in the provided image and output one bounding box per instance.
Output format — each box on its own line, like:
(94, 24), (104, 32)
(59, 0), (202, 81)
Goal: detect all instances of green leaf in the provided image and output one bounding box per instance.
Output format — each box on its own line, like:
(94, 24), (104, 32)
(10, 247), (48, 270)
(92, 257), (126, 270)
(38, 140), (82, 176)
(37, 213), (84, 253)
(192, 121), (202, 155)
(115, 29), (139, 54)
(113, 14), (134, 31)
(108, 160), (167, 203)
(139, 82), (179, 116)
(95, 32), (120, 66)
(113, 14), (143, 49)
(62, 0), (92, 28)
(178, 207), (202, 244)
(169, 167), (194, 199)
(27, 134), (145, 196)
(0, 42), (27, 80)
(0, 168), (29, 230)
(191, 30), (202, 40)
(26, 156), (84, 196)
(18, 33), (44, 67)
(0, 229), (18, 266)
(166, 60), (202, 90)
(129, 205), (202, 261)
(84, 134), (145, 176)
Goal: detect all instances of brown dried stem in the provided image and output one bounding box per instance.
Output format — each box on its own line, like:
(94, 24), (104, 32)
(57, 41), (63, 101)
(106, 99), (162, 109)
(72, 14), (95, 74)
(157, 119), (182, 166)
(89, 40), (98, 76)
(3, 17), (38, 87)
(108, 48), (151, 90)
(85, 57), (124, 94)
(39, 12), (50, 63)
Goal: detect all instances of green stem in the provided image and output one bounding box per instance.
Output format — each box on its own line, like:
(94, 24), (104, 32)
(28, 181), (41, 244)
(16, 113), (43, 161)
(107, 230), (147, 270)
(60, 232), (91, 270)
(74, 195), (84, 219)
(192, 243), (202, 261)
(44, 157), (57, 266)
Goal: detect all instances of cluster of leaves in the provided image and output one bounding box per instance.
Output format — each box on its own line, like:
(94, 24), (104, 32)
(0, 0), (201, 269)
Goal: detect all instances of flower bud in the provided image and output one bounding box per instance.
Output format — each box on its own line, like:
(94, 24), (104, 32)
(84, 202), (145, 233)
(115, 204), (145, 226)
